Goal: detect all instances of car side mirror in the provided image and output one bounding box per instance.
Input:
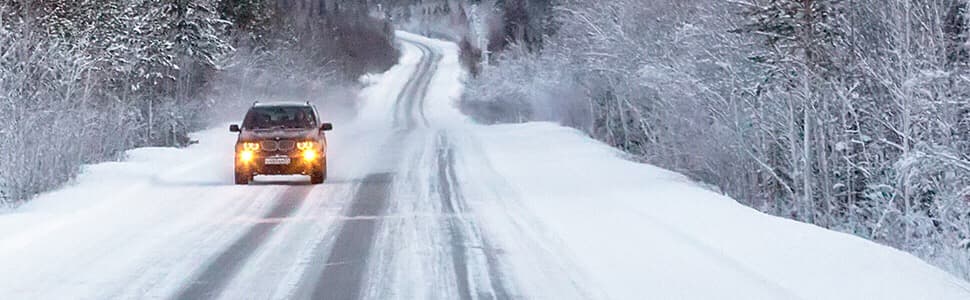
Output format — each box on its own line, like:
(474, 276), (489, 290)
(230, 124), (241, 133)
(320, 123), (333, 131)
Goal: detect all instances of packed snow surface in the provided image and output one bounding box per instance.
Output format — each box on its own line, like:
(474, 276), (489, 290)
(0, 31), (966, 299)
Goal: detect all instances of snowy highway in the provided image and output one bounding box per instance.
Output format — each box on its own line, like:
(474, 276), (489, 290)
(1, 32), (969, 299)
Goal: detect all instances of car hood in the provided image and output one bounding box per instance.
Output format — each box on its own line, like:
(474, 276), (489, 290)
(239, 128), (317, 141)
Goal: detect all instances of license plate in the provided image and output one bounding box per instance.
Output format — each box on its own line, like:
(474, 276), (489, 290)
(265, 156), (291, 165)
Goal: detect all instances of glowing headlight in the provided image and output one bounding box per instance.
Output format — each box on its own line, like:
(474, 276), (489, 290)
(242, 142), (260, 151)
(239, 150), (255, 162)
(302, 149), (318, 160)
(297, 141), (315, 150)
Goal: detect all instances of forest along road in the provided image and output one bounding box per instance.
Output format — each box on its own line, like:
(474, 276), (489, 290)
(0, 31), (968, 300)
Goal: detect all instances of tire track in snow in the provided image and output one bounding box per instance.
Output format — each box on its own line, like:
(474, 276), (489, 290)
(172, 185), (313, 300)
(292, 36), (436, 300)
(408, 42), (440, 127)
(450, 131), (604, 300)
(297, 35), (496, 300)
(435, 132), (512, 300)
(393, 41), (434, 129)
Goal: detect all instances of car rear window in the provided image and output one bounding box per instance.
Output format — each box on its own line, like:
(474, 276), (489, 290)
(242, 106), (317, 129)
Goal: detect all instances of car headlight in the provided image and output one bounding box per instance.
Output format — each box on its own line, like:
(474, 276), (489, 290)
(297, 141), (315, 150)
(242, 142), (260, 151)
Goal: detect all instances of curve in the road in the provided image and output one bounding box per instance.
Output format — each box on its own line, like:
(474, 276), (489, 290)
(408, 42), (441, 128)
(392, 39), (441, 129)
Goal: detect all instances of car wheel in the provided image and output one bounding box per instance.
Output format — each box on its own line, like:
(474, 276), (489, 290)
(235, 170), (251, 185)
(310, 159), (327, 184)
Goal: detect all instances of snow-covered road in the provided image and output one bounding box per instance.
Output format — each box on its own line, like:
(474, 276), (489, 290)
(1, 32), (968, 300)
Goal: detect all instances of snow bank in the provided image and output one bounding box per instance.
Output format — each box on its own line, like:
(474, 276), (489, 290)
(0, 127), (284, 298)
(464, 122), (970, 299)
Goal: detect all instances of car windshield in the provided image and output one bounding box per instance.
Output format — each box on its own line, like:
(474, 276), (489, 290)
(242, 106), (316, 129)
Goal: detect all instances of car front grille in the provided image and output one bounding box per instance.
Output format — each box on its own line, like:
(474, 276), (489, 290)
(260, 140), (278, 151)
(278, 140), (295, 151)
(259, 140), (296, 152)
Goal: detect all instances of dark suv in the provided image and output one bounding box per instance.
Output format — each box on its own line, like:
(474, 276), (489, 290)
(229, 102), (333, 185)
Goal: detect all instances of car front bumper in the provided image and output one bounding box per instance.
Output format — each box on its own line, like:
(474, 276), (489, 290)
(236, 151), (324, 175)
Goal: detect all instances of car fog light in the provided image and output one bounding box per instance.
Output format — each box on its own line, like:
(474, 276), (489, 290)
(302, 149), (317, 161)
(240, 150), (255, 162)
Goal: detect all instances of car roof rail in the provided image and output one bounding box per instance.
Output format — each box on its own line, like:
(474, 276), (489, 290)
(252, 101), (259, 107)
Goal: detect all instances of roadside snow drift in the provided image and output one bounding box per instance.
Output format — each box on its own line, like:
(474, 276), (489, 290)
(460, 122), (970, 299)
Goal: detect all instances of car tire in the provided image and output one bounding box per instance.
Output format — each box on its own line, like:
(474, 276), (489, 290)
(310, 159), (327, 184)
(235, 170), (251, 185)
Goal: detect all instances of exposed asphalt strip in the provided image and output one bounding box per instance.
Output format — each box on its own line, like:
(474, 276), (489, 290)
(436, 133), (513, 300)
(308, 173), (394, 300)
(173, 185), (313, 300)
